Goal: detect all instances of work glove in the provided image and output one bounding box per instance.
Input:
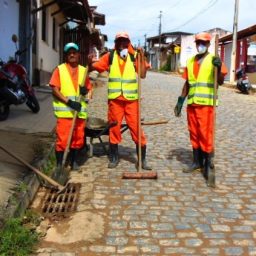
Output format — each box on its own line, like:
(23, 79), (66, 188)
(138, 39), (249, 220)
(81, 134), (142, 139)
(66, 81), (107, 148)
(67, 99), (81, 112)
(80, 86), (88, 96)
(212, 56), (222, 69)
(174, 96), (185, 117)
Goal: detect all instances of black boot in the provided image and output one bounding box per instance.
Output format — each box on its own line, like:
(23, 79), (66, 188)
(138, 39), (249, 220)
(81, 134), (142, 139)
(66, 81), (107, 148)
(204, 152), (215, 187)
(70, 149), (80, 171)
(52, 151), (64, 181)
(136, 145), (152, 170)
(108, 143), (119, 168)
(183, 148), (204, 173)
(55, 151), (64, 168)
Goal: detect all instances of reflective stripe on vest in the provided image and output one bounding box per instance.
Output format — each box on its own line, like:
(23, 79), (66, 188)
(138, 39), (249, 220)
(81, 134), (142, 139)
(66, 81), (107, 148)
(187, 53), (218, 106)
(53, 63), (88, 119)
(108, 51), (138, 100)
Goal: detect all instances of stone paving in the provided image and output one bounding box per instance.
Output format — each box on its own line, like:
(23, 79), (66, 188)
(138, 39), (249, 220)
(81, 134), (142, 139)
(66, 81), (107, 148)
(34, 72), (256, 256)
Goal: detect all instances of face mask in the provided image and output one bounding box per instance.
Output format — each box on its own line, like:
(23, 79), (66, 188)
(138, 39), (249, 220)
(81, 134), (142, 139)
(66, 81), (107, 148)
(197, 44), (207, 54)
(119, 48), (128, 59)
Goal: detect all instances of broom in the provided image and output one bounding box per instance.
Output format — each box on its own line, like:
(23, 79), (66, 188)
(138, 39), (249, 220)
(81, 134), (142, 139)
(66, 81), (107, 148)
(122, 50), (157, 179)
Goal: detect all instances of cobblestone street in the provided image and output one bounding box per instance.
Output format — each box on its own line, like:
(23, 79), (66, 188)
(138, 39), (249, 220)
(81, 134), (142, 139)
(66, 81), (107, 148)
(34, 72), (256, 256)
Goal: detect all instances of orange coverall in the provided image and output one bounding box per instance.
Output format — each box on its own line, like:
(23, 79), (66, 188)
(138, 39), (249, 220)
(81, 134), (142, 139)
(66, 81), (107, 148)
(92, 49), (149, 146)
(49, 63), (92, 151)
(182, 61), (227, 153)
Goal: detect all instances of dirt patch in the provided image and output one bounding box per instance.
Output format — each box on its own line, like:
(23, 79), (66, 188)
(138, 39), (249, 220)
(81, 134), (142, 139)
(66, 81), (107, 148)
(42, 211), (104, 244)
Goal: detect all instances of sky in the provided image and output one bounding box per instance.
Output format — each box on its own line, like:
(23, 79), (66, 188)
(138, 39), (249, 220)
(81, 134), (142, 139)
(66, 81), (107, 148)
(89, 0), (256, 48)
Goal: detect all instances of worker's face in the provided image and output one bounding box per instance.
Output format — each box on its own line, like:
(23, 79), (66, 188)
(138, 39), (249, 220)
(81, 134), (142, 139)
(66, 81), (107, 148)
(115, 38), (130, 50)
(66, 49), (80, 65)
(115, 38), (130, 59)
(195, 40), (210, 55)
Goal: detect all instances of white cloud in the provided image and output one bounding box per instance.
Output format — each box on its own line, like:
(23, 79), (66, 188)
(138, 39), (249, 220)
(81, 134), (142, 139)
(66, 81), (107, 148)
(89, 0), (256, 48)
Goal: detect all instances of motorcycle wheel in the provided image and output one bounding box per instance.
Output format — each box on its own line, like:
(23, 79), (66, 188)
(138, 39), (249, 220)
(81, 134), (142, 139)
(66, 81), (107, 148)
(26, 95), (40, 113)
(0, 103), (10, 121)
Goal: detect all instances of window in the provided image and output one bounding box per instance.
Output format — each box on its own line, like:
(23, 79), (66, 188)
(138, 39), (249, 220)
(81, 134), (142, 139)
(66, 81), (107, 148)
(52, 18), (56, 49)
(41, 7), (48, 42)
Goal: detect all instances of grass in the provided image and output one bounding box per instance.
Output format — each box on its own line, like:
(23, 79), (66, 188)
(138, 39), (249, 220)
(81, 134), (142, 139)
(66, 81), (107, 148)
(0, 215), (39, 256)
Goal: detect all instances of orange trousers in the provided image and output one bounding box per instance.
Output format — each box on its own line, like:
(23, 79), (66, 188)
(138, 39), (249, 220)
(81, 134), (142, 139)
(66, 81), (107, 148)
(55, 118), (85, 151)
(108, 99), (147, 145)
(187, 105), (214, 153)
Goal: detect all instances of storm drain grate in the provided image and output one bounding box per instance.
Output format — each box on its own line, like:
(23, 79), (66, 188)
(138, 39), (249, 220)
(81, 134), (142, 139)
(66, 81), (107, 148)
(41, 183), (81, 217)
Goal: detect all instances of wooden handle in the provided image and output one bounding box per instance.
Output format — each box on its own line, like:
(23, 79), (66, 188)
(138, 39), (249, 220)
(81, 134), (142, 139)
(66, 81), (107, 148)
(0, 145), (64, 190)
(137, 52), (142, 172)
(141, 119), (169, 125)
(213, 34), (219, 152)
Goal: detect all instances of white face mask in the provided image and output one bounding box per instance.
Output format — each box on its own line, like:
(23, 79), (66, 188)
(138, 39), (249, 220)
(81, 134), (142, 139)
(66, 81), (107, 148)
(197, 44), (207, 54)
(119, 48), (128, 59)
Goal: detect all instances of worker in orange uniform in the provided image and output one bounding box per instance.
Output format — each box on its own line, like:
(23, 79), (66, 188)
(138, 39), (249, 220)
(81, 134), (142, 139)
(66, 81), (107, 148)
(174, 32), (227, 185)
(49, 42), (92, 175)
(89, 32), (151, 170)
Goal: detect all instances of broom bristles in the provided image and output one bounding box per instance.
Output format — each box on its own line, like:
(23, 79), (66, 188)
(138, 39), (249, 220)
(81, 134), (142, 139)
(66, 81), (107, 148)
(122, 171), (157, 179)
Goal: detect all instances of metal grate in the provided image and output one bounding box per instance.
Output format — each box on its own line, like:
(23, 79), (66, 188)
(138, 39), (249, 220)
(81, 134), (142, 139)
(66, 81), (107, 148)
(41, 183), (81, 217)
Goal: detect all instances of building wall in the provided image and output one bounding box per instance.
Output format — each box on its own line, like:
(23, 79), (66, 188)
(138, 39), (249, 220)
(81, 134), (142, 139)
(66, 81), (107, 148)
(0, 0), (19, 62)
(223, 43), (232, 81)
(180, 35), (216, 67)
(35, 0), (65, 85)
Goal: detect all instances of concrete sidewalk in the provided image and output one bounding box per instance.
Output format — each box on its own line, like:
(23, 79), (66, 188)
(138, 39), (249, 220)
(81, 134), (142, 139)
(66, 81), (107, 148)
(0, 86), (55, 221)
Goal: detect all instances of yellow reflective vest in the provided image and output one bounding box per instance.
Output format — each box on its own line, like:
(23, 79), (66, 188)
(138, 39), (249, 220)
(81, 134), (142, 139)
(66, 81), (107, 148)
(187, 53), (218, 106)
(108, 51), (138, 100)
(53, 63), (88, 119)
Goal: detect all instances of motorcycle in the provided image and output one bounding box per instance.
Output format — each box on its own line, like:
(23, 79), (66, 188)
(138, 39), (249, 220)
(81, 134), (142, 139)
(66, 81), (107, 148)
(235, 68), (252, 94)
(0, 34), (40, 121)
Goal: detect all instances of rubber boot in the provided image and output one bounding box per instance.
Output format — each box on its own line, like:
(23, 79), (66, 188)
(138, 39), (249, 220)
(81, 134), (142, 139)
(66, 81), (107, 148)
(136, 145), (152, 170)
(52, 151), (63, 181)
(108, 143), (119, 168)
(55, 151), (63, 168)
(70, 149), (80, 171)
(183, 148), (204, 173)
(204, 152), (215, 188)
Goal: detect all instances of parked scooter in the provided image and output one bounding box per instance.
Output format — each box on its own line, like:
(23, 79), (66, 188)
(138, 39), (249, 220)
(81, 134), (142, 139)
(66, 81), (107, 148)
(235, 68), (252, 94)
(0, 34), (40, 121)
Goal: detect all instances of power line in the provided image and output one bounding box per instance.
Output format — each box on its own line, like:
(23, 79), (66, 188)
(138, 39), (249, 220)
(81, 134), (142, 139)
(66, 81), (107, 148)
(168, 0), (219, 31)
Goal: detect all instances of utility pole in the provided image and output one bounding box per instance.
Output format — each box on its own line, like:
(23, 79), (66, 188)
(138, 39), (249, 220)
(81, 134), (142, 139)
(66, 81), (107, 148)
(230, 0), (239, 84)
(144, 34), (147, 51)
(158, 10), (162, 69)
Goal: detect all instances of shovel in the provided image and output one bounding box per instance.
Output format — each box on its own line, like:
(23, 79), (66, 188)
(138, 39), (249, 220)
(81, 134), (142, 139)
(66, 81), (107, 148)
(0, 145), (65, 192)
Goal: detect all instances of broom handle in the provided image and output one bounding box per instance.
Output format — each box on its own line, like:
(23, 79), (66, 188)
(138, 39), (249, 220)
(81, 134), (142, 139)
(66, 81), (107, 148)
(213, 34), (219, 153)
(137, 52), (142, 172)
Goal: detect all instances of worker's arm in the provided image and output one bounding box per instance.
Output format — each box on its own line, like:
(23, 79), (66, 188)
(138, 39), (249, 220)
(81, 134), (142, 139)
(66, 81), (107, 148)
(51, 86), (68, 104)
(174, 81), (188, 117)
(49, 68), (81, 112)
(181, 80), (189, 98)
(88, 52), (110, 73)
(212, 57), (227, 85)
(49, 68), (68, 104)
(174, 67), (189, 117)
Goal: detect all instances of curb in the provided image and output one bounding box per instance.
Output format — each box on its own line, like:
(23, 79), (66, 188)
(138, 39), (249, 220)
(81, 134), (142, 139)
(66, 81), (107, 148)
(3, 143), (55, 220)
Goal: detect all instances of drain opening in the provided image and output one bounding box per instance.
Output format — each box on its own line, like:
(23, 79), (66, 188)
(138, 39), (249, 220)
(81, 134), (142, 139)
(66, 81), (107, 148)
(41, 183), (81, 217)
